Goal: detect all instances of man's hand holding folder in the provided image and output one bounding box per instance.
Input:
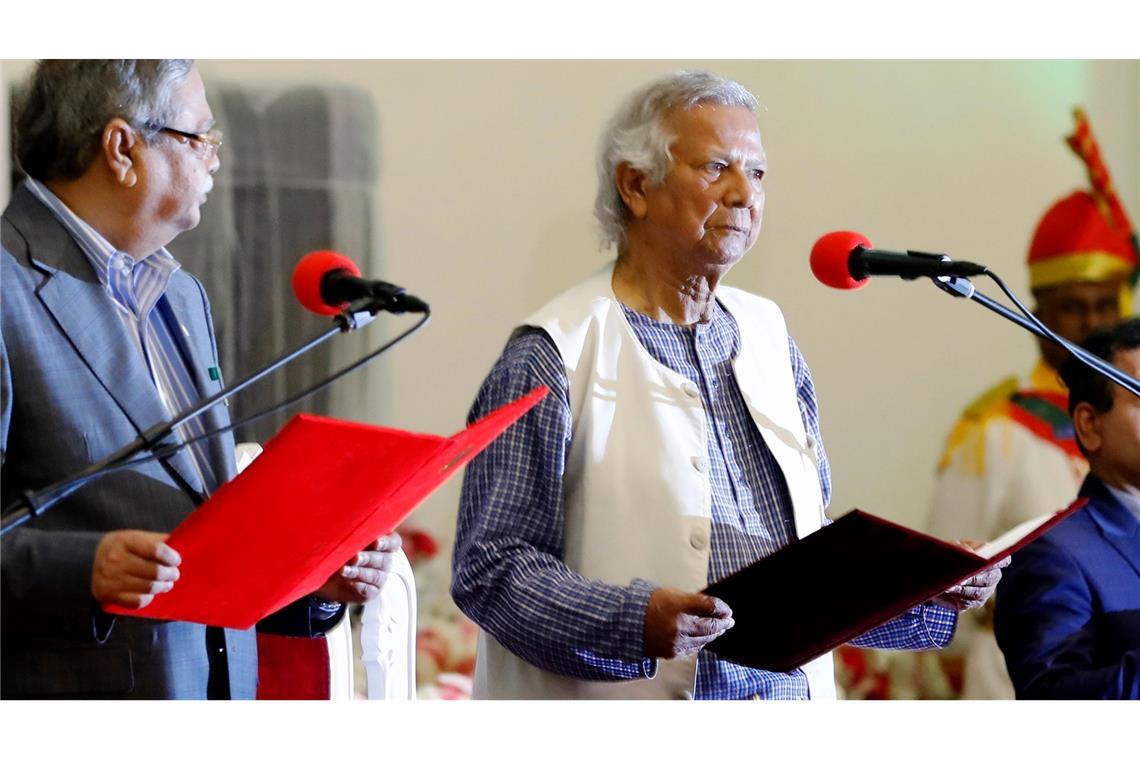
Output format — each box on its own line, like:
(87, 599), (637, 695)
(931, 541), (1011, 612)
(91, 530), (182, 611)
(643, 589), (735, 659)
(313, 533), (404, 605)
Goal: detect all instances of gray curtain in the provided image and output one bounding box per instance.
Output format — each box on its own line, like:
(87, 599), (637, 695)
(6, 81), (380, 443)
(171, 83), (380, 443)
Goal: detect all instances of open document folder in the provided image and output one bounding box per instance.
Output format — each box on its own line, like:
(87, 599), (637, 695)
(703, 497), (1089, 673)
(107, 386), (549, 628)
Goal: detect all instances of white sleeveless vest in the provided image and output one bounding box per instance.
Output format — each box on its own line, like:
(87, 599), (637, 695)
(473, 265), (836, 700)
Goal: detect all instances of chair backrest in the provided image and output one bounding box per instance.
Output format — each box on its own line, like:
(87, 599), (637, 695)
(356, 548), (417, 699)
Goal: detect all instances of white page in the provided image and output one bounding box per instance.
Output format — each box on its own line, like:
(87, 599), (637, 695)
(977, 512), (1058, 560)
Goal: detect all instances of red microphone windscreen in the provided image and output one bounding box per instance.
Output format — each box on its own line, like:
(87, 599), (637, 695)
(292, 250), (362, 315)
(810, 231), (873, 291)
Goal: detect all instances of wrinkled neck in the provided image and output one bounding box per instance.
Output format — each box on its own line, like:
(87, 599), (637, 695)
(612, 253), (720, 325)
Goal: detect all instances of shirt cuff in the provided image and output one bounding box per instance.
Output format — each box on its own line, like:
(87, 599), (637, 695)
(309, 594), (345, 621)
(919, 601), (958, 647)
(90, 599), (116, 644)
(623, 577), (659, 677)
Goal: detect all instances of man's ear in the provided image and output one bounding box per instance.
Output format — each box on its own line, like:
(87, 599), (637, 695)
(1072, 401), (1103, 456)
(614, 162), (650, 220)
(102, 118), (139, 188)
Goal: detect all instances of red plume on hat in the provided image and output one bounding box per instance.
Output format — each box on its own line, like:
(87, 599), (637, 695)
(1027, 109), (1139, 303)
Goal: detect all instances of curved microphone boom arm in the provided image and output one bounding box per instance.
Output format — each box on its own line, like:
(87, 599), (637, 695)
(1, 293), (407, 536)
(810, 230), (1140, 400)
(932, 274), (1140, 398)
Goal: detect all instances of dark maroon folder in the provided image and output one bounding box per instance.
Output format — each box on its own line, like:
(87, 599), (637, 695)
(703, 501), (1086, 673)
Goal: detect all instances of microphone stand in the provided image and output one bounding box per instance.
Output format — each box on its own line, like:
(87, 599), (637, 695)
(932, 275), (1140, 398)
(1, 300), (382, 536)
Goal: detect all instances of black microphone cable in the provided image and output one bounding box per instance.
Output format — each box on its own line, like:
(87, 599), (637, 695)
(980, 270), (1138, 398)
(933, 270), (1140, 398)
(2, 308), (430, 527)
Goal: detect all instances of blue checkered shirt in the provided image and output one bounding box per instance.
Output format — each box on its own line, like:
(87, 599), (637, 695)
(452, 298), (956, 699)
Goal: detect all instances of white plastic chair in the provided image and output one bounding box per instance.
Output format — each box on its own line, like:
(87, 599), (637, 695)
(358, 548), (418, 699)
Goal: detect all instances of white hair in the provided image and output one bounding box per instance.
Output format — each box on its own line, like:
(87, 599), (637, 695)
(593, 71), (759, 251)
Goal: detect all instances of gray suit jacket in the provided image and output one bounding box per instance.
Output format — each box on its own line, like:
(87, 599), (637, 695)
(1, 183), (329, 699)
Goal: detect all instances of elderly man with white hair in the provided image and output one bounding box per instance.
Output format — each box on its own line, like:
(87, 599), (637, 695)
(451, 70), (1000, 700)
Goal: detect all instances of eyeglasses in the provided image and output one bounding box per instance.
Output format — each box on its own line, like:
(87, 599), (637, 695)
(159, 126), (224, 157)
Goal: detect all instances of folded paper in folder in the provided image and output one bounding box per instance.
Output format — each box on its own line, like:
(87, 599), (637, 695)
(106, 386), (549, 628)
(704, 498), (1087, 673)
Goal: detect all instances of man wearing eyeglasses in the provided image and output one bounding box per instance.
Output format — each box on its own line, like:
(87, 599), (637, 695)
(1, 60), (397, 699)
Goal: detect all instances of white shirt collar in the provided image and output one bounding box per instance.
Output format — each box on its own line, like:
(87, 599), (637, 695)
(1103, 482), (1140, 525)
(24, 177), (180, 282)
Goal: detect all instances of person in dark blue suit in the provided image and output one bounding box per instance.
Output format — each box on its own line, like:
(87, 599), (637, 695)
(994, 317), (1140, 699)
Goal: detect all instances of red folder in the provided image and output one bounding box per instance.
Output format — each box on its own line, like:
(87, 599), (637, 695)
(107, 386), (548, 628)
(703, 498), (1088, 673)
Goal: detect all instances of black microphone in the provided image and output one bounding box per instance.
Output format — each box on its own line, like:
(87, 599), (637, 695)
(321, 269), (429, 315)
(292, 251), (429, 315)
(811, 231), (988, 290)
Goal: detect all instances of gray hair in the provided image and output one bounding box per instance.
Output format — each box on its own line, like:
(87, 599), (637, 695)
(593, 70), (759, 251)
(14, 59), (195, 181)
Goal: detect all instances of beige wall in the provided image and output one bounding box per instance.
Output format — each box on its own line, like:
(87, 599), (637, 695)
(4, 60), (1138, 548)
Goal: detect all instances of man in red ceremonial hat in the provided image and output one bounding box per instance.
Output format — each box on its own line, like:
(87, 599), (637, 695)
(926, 108), (1139, 699)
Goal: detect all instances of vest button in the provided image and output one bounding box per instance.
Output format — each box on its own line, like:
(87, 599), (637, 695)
(690, 455), (709, 474)
(690, 531), (708, 551)
(681, 382), (700, 398)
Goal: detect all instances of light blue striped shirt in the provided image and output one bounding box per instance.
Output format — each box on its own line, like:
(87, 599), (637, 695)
(25, 179), (220, 494)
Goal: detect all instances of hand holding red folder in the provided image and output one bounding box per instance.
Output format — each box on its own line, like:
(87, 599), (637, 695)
(311, 532), (404, 605)
(90, 529), (182, 611)
(105, 386), (549, 628)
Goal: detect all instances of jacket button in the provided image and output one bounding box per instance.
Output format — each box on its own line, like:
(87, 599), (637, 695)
(690, 455), (708, 474)
(681, 382), (700, 398)
(679, 690), (694, 700)
(690, 532), (708, 551)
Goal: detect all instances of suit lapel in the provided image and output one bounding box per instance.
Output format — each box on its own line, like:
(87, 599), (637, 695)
(1085, 479), (1140, 579)
(11, 186), (206, 496)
